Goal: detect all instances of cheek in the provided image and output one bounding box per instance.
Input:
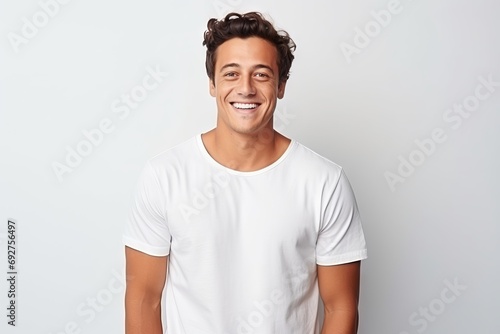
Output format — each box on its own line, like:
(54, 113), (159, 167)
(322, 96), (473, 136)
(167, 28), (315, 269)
(215, 81), (234, 97)
(261, 82), (279, 96)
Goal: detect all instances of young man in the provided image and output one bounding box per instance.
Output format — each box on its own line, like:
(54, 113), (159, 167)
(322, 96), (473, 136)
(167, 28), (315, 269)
(123, 12), (367, 334)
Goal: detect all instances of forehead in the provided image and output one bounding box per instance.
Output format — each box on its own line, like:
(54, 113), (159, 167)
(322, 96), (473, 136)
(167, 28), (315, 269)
(214, 37), (278, 69)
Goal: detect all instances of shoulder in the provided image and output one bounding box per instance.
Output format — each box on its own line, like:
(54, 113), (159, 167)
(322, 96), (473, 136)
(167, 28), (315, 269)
(289, 140), (344, 179)
(147, 135), (199, 170)
(137, 136), (202, 186)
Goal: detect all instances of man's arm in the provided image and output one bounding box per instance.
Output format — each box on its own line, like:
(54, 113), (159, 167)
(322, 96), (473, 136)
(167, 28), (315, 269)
(125, 246), (168, 334)
(318, 261), (361, 334)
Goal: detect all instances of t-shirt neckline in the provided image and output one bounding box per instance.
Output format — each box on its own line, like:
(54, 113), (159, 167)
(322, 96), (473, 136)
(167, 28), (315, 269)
(196, 133), (296, 176)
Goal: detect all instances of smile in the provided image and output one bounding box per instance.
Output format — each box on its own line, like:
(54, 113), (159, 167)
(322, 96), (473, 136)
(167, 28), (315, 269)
(231, 102), (260, 110)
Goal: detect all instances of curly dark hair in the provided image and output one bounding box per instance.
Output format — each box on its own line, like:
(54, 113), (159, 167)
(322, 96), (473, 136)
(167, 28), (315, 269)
(203, 12), (296, 84)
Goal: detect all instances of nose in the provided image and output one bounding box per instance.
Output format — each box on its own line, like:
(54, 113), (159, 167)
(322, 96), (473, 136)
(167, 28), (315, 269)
(236, 75), (256, 96)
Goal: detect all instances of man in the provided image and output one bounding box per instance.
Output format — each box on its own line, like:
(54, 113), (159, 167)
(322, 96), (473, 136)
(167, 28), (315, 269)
(123, 12), (367, 334)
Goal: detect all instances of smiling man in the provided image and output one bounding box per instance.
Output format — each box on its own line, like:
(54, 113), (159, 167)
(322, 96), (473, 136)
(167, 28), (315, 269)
(123, 12), (367, 334)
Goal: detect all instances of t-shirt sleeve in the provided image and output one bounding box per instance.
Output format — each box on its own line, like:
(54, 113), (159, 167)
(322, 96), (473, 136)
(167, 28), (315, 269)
(122, 160), (171, 256)
(316, 169), (367, 265)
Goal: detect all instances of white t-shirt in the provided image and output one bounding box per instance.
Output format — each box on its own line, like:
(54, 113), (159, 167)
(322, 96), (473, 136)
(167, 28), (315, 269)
(123, 134), (367, 334)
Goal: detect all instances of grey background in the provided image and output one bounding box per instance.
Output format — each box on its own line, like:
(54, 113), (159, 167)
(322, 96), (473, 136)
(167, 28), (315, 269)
(1, 0), (499, 333)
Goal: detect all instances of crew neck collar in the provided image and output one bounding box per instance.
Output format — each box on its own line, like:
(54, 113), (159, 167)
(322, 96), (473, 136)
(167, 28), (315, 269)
(196, 134), (296, 176)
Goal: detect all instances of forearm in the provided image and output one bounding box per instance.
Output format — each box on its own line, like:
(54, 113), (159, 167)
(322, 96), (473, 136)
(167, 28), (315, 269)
(125, 292), (163, 334)
(321, 308), (358, 334)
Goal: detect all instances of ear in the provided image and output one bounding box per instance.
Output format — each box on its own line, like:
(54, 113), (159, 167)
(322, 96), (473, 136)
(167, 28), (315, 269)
(209, 79), (216, 97)
(277, 80), (287, 99)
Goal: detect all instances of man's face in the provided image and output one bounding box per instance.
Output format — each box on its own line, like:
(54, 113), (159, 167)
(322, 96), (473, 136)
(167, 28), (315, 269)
(210, 37), (286, 136)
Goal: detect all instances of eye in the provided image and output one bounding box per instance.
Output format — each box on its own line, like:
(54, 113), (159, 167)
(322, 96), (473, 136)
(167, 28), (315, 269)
(255, 72), (269, 78)
(224, 72), (238, 77)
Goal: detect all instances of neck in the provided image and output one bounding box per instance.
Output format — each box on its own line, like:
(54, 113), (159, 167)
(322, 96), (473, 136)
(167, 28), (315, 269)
(201, 125), (290, 172)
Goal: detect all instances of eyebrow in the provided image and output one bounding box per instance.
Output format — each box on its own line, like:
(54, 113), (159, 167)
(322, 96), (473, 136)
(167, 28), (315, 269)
(219, 63), (275, 74)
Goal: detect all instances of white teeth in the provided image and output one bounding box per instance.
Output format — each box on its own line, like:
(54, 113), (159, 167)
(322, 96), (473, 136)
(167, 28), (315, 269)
(233, 103), (258, 109)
